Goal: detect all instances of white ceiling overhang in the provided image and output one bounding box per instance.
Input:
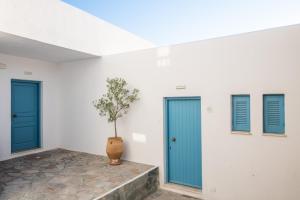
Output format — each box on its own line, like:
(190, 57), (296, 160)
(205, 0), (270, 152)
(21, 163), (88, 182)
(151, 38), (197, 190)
(0, 31), (100, 63)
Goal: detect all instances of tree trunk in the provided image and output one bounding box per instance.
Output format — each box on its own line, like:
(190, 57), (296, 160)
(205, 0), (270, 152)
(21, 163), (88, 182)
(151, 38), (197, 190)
(114, 120), (117, 138)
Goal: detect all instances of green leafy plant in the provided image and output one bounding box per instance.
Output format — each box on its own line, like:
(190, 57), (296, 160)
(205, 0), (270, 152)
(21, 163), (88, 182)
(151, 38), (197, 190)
(93, 78), (139, 138)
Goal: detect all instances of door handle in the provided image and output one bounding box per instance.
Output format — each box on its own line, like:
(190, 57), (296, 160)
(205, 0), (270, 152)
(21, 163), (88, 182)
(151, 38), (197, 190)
(171, 137), (176, 142)
(12, 113), (17, 118)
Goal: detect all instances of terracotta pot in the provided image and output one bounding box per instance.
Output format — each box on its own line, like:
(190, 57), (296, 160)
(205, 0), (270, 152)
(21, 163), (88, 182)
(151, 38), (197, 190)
(106, 137), (124, 165)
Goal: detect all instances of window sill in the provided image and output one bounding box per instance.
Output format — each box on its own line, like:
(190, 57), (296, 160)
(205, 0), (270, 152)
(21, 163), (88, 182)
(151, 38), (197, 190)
(262, 133), (287, 137)
(231, 131), (252, 135)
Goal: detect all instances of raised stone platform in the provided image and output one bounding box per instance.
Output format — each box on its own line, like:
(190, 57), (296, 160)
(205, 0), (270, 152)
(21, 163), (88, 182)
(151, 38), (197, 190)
(99, 167), (158, 200)
(0, 149), (158, 200)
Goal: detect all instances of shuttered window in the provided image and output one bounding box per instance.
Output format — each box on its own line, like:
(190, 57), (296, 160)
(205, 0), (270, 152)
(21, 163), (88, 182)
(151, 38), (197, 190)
(263, 94), (285, 134)
(232, 95), (250, 132)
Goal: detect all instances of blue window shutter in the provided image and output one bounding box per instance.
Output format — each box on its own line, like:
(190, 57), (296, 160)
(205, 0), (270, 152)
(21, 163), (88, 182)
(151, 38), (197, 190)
(263, 95), (285, 134)
(232, 95), (250, 132)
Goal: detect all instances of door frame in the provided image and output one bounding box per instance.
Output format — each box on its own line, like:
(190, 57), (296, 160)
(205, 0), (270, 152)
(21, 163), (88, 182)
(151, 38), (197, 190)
(11, 79), (41, 153)
(163, 96), (202, 188)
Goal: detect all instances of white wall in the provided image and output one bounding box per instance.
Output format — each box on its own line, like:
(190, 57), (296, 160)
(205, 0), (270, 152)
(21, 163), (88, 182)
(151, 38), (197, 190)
(0, 0), (154, 56)
(59, 25), (300, 200)
(0, 53), (61, 161)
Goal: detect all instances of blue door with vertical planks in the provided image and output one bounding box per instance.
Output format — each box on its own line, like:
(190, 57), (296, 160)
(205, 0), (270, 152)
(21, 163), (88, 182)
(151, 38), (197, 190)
(11, 80), (40, 153)
(165, 97), (202, 188)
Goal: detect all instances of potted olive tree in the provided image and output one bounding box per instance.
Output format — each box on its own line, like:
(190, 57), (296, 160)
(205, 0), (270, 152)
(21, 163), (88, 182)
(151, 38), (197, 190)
(93, 78), (139, 165)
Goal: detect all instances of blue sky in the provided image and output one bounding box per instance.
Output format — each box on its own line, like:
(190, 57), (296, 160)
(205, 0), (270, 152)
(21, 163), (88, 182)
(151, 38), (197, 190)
(63, 0), (300, 46)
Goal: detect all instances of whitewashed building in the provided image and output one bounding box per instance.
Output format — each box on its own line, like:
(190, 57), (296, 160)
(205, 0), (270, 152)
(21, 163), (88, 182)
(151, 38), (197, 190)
(0, 1), (300, 200)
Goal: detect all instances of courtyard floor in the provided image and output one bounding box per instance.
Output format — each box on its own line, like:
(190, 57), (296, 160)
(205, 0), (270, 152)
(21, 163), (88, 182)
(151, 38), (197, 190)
(146, 190), (200, 200)
(0, 149), (154, 200)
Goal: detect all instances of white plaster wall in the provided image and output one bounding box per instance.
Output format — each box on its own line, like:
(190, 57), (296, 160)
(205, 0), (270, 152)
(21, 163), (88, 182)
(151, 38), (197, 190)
(0, 0), (154, 56)
(60, 25), (300, 200)
(0, 53), (61, 161)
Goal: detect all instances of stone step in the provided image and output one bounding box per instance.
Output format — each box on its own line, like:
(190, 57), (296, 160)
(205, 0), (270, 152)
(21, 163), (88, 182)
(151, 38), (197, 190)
(98, 166), (159, 200)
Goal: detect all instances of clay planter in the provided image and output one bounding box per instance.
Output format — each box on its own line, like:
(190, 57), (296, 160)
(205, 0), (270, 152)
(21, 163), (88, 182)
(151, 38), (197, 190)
(106, 137), (124, 165)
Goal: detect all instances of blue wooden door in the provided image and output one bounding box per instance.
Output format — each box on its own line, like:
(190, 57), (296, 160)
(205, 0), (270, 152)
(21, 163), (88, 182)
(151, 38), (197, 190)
(11, 80), (40, 153)
(166, 97), (202, 188)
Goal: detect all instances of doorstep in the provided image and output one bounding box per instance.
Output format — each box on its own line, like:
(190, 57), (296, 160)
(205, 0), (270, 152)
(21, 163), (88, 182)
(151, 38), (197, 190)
(160, 183), (203, 199)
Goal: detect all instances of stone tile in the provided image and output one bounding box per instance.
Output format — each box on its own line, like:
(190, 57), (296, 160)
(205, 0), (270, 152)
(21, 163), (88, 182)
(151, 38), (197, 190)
(145, 189), (201, 200)
(0, 149), (154, 200)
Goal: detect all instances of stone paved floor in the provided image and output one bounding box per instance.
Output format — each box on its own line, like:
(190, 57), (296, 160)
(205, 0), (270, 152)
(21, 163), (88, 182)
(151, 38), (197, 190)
(145, 190), (200, 200)
(0, 149), (153, 200)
